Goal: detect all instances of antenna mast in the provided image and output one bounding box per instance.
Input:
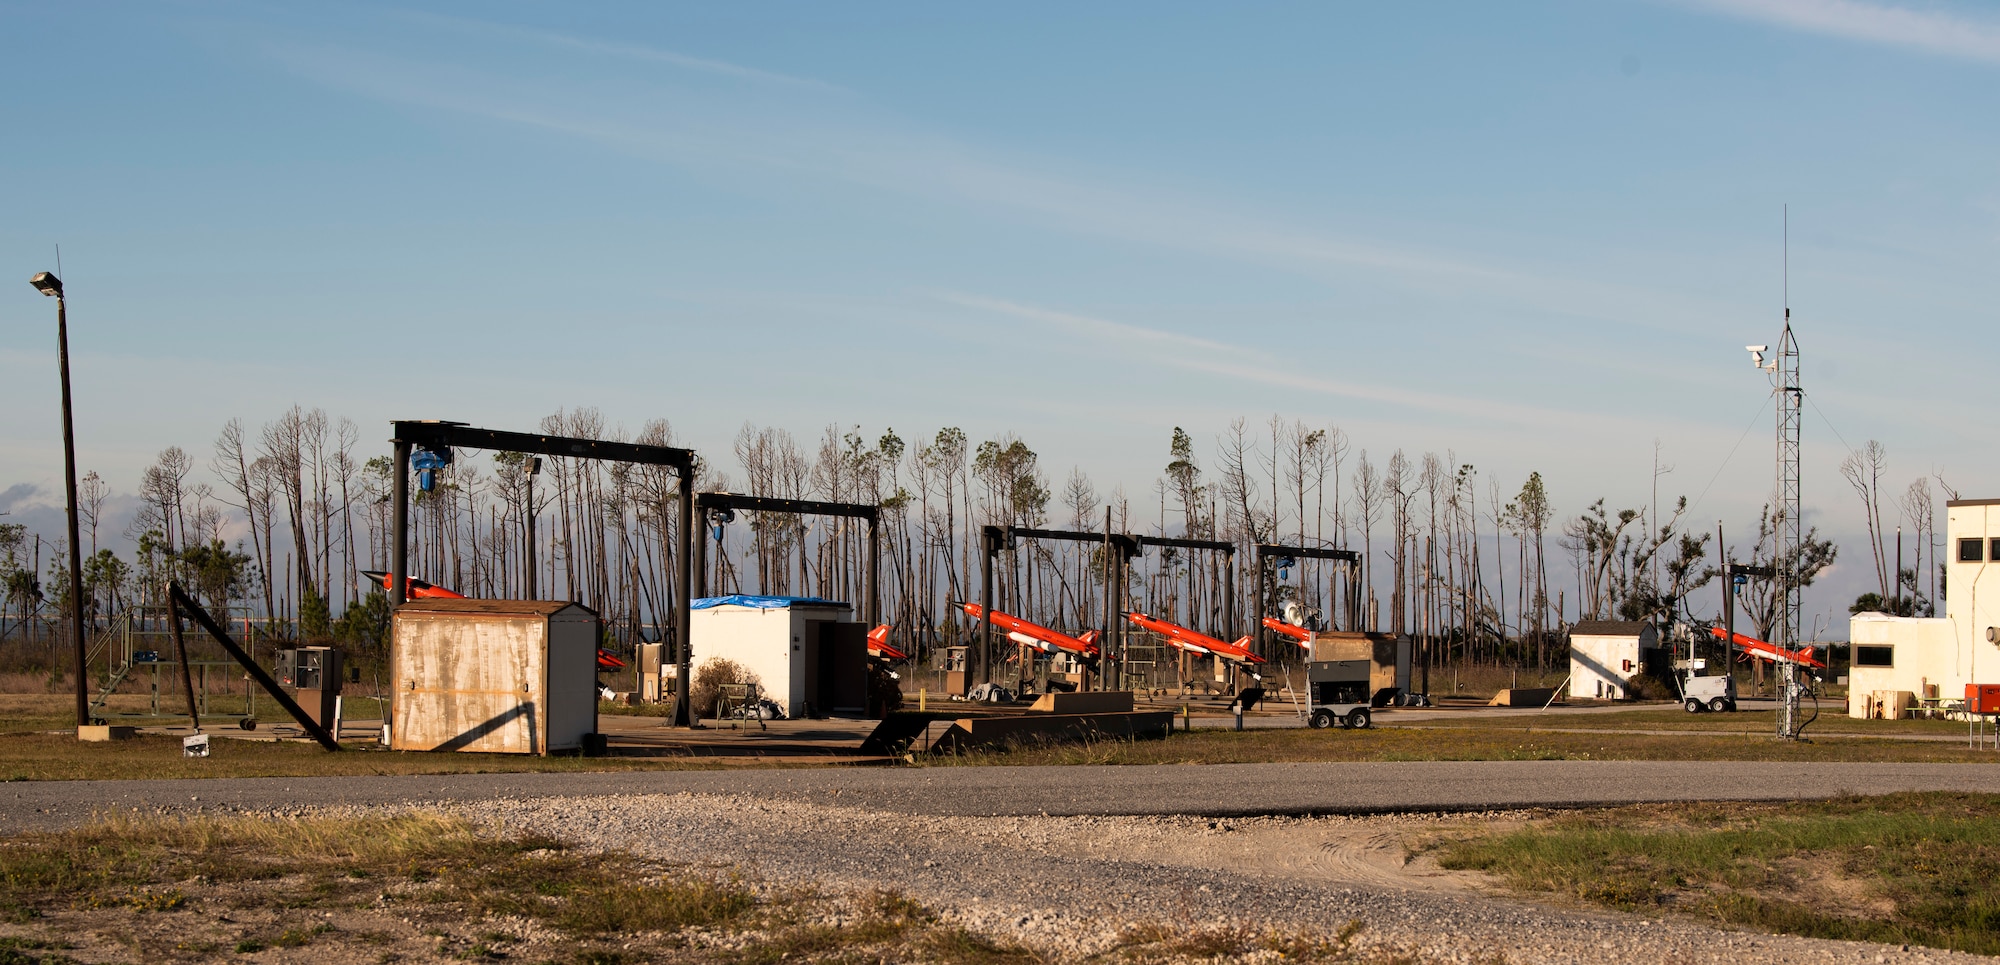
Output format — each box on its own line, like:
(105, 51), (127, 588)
(1774, 207), (1806, 739)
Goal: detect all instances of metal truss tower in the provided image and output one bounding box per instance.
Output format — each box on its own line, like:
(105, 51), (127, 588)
(1775, 313), (1802, 654)
(1773, 309), (1806, 741)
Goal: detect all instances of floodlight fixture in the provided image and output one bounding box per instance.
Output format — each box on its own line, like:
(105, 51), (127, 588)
(30, 271), (62, 297)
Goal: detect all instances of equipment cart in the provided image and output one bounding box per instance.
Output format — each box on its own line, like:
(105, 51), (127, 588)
(1306, 658), (1374, 729)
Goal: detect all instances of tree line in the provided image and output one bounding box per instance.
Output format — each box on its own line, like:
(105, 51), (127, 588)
(6, 407), (1921, 669)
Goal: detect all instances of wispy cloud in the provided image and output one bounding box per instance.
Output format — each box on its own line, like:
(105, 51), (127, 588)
(940, 293), (1620, 431)
(249, 11), (1743, 345)
(252, 19), (1598, 298)
(394, 10), (843, 90)
(1679, 0), (2000, 63)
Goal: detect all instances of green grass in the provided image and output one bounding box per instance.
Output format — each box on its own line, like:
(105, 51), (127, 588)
(914, 719), (1998, 766)
(1432, 792), (2000, 955)
(1408, 705), (1970, 737)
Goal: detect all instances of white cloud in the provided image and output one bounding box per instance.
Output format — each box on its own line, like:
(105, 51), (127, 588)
(1680, 0), (2000, 63)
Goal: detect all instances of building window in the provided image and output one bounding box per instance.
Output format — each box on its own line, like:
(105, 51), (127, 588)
(1962, 538), (1985, 563)
(1992, 538), (2000, 562)
(1854, 645), (1894, 668)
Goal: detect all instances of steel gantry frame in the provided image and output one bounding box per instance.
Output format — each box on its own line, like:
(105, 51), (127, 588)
(977, 523), (1139, 691)
(1251, 543), (1360, 660)
(976, 524), (1245, 691)
(691, 492), (882, 627)
(389, 420), (701, 726)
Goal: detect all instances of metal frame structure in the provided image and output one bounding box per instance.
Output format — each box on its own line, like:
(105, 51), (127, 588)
(976, 524), (1246, 692)
(1772, 316), (1806, 739)
(1251, 543), (1359, 660)
(389, 421), (700, 725)
(982, 523), (1141, 691)
(84, 606), (265, 727)
(167, 582), (340, 750)
(1133, 533), (1238, 689)
(692, 492), (881, 626)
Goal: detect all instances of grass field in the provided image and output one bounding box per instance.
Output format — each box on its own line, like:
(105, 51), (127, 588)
(1430, 791), (2000, 956)
(917, 721), (1997, 768)
(1, 692), (1991, 781)
(1403, 706), (1968, 737)
(0, 812), (1381, 964)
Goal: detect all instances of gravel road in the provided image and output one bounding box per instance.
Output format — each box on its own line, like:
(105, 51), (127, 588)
(10, 759), (2000, 831)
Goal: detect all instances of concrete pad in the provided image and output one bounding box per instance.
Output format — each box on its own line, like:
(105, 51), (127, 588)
(1487, 688), (1556, 707)
(1027, 691), (1135, 714)
(930, 710), (1174, 752)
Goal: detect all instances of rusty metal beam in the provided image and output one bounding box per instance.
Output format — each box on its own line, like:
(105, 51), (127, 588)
(168, 582), (340, 751)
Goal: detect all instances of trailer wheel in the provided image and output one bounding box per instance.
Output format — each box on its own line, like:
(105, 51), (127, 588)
(1346, 708), (1371, 730)
(1309, 709), (1335, 729)
(1684, 698), (1703, 714)
(1708, 697), (1729, 714)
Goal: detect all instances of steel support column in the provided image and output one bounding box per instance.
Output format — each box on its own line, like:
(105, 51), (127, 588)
(390, 440), (411, 607)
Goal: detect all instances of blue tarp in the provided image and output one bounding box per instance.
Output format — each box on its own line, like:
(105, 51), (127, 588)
(690, 595), (849, 611)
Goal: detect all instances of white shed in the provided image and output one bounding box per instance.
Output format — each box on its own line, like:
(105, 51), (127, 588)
(1568, 620), (1659, 700)
(689, 596), (869, 718)
(390, 599), (600, 754)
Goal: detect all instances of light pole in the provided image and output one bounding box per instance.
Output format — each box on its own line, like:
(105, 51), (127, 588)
(31, 271), (89, 731)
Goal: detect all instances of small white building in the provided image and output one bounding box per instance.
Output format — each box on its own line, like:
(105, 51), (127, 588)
(1847, 498), (2000, 717)
(1568, 620), (1659, 700)
(689, 596), (869, 718)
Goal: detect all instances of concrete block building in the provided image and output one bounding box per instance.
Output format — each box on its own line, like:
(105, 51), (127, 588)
(1568, 620), (1659, 700)
(1848, 498), (2000, 717)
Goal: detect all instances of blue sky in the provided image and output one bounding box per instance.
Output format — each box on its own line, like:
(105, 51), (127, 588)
(4, 0), (1997, 629)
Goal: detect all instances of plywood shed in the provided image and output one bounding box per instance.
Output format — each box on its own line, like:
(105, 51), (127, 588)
(1568, 620), (1659, 700)
(1307, 631), (1411, 703)
(690, 596), (867, 718)
(390, 599), (600, 754)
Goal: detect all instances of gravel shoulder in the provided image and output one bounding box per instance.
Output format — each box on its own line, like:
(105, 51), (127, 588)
(451, 791), (1980, 964)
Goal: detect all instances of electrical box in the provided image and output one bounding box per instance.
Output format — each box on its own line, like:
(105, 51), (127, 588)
(275, 648), (344, 692)
(295, 647), (342, 692)
(1967, 684), (2000, 715)
(1308, 659), (1372, 707)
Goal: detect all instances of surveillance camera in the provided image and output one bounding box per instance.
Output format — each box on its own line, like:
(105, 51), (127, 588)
(1746, 345), (1767, 353)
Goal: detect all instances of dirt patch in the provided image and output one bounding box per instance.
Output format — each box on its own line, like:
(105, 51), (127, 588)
(1035, 813), (1503, 894)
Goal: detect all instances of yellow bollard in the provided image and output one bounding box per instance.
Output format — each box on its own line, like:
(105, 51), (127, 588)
(919, 689), (926, 712)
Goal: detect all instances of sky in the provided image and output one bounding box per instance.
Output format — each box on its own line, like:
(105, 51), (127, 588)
(3, 0), (1997, 634)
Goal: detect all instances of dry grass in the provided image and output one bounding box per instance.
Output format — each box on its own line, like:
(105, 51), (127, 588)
(0, 732), (736, 781)
(1430, 792), (2000, 956)
(0, 812), (1058, 964)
